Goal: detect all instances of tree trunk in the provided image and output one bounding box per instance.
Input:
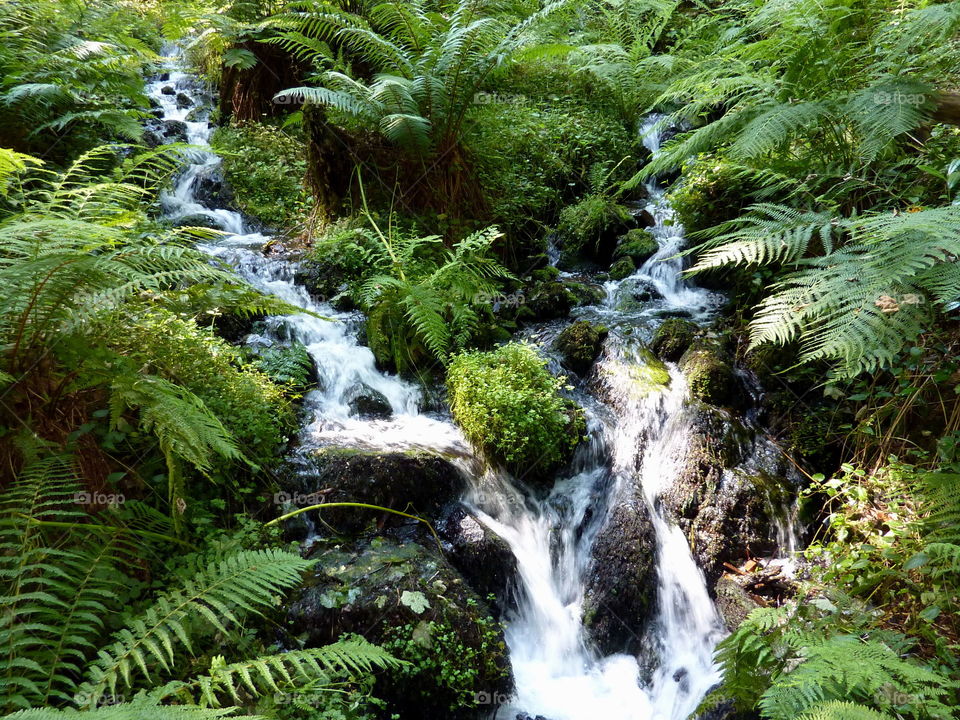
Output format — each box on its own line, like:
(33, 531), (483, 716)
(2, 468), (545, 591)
(933, 90), (960, 126)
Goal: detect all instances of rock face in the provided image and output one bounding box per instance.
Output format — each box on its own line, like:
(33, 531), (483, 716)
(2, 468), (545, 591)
(286, 535), (513, 719)
(289, 447), (466, 535)
(438, 505), (517, 611)
(659, 402), (793, 584)
(554, 320), (609, 375)
(582, 484), (657, 656)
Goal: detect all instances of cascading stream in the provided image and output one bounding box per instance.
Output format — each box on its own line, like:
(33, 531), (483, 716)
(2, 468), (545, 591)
(148, 49), (782, 720)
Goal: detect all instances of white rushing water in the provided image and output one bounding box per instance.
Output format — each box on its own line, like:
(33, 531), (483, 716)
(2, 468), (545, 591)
(149, 52), (772, 720)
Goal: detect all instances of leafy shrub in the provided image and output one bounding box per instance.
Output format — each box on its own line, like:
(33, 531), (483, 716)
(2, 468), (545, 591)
(383, 599), (508, 712)
(556, 193), (633, 263)
(467, 101), (636, 234)
(251, 342), (314, 390)
(106, 308), (295, 466)
(210, 122), (314, 231)
(447, 343), (586, 479)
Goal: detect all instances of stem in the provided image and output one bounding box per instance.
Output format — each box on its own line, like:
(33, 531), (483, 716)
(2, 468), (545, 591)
(265, 502), (442, 551)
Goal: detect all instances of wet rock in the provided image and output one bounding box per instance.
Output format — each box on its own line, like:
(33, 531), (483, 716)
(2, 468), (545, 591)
(659, 402), (792, 584)
(608, 257), (635, 281)
(288, 447), (466, 535)
(714, 574), (761, 630)
(630, 279), (662, 303)
(680, 340), (736, 407)
(286, 535), (512, 719)
(582, 488), (657, 656)
(175, 91), (192, 109)
(169, 213), (223, 230)
(160, 85), (175, 95)
(439, 505), (517, 609)
(554, 320), (609, 375)
(516, 715), (551, 720)
(615, 228), (658, 265)
(191, 164), (234, 209)
(565, 281), (606, 307)
(635, 208), (656, 227)
(144, 119), (189, 147)
(345, 384), (392, 420)
(520, 281), (575, 321)
(651, 318), (699, 362)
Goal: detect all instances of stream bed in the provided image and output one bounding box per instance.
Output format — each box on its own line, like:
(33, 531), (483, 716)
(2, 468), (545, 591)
(148, 49), (799, 720)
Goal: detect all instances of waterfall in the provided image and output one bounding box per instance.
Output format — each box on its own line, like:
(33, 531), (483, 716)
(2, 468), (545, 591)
(148, 48), (787, 720)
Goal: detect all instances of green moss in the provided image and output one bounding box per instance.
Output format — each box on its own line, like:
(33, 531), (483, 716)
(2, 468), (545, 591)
(210, 122), (314, 231)
(555, 320), (609, 374)
(601, 346), (671, 398)
(681, 345), (735, 406)
(608, 257), (635, 280)
(651, 318), (699, 362)
(447, 343), (586, 481)
(557, 194), (633, 263)
(615, 228), (659, 265)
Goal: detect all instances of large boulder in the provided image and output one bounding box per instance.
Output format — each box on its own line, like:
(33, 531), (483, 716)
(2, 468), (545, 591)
(143, 119), (188, 147)
(438, 505), (517, 611)
(582, 485), (657, 656)
(286, 447), (466, 535)
(659, 403), (795, 584)
(615, 228), (659, 266)
(344, 384), (392, 420)
(554, 320), (609, 375)
(286, 535), (513, 719)
(679, 339), (737, 407)
(651, 318), (699, 362)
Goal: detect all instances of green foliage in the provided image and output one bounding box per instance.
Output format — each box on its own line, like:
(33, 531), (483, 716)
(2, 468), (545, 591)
(0, 458), (400, 717)
(358, 217), (514, 372)
(556, 193), (632, 261)
(105, 309), (295, 465)
(251, 342), (314, 390)
(383, 600), (507, 711)
(0, 0), (162, 158)
(465, 99), (636, 232)
(210, 122), (314, 231)
(270, 0), (574, 159)
(447, 342), (585, 478)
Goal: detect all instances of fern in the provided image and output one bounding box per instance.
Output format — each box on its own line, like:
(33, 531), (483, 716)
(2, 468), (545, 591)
(76, 548), (314, 707)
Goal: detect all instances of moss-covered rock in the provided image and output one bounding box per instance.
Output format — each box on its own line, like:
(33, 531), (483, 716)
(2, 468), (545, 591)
(554, 320), (609, 375)
(565, 281), (606, 307)
(556, 194), (634, 266)
(447, 343), (586, 483)
(519, 280), (575, 321)
(608, 257), (636, 281)
(680, 341), (736, 407)
(714, 574), (761, 631)
(614, 228), (658, 265)
(286, 536), (512, 719)
(600, 346), (671, 400)
(439, 506), (517, 611)
(651, 317), (699, 362)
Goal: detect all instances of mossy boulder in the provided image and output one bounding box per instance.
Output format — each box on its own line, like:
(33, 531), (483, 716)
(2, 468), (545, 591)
(680, 341), (736, 407)
(608, 257), (636, 281)
(600, 345), (671, 400)
(651, 318), (699, 362)
(565, 281), (606, 307)
(286, 535), (512, 719)
(583, 485), (657, 655)
(554, 320), (609, 375)
(520, 280), (575, 321)
(447, 343), (586, 483)
(284, 447), (465, 535)
(614, 228), (659, 265)
(556, 194), (634, 266)
(439, 506), (517, 611)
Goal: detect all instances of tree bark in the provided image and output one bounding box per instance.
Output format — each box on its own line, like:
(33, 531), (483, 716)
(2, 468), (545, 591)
(933, 90), (960, 126)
